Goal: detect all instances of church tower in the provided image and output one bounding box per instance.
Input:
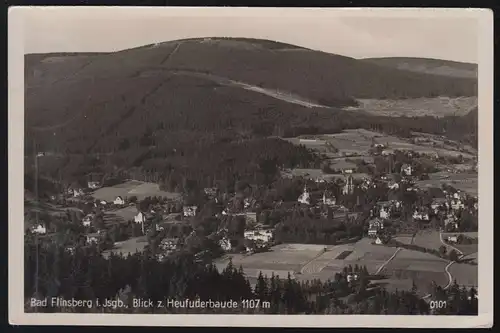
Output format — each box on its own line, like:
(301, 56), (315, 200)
(342, 176), (354, 195)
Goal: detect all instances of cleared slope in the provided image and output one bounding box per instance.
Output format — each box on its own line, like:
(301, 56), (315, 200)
(362, 57), (478, 79)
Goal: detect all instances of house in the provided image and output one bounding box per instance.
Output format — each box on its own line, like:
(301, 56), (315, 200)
(431, 198), (449, 213)
(375, 236), (383, 245)
(322, 191), (336, 206)
(73, 188), (85, 197)
(413, 210), (430, 221)
(451, 199), (465, 211)
(333, 160), (357, 174)
(447, 236), (458, 243)
(87, 181), (101, 190)
(381, 149), (394, 156)
(368, 228), (378, 237)
(342, 176), (354, 195)
(86, 233), (100, 244)
(401, 164), (413, 176)
(369, 218), (384, 230)
(159, 238), (179, 252)
(134, 212), (146, 224)
(379, 207), (390, 219)
(100, 200), (107, 206)
(64, 246), (75, 254)
(244, 229), (273, 244)
(368, 218), (384, 237)
(297, 185), (311, 205)
(31, 224), (47, 235)
(219, 237), (232, 251)
(183, 205), (198, 217)
(244, 198), (257, 210)
(113, 196), (125, 206)
(204, 187), (218, 199)
(82, 214), (94, 227)
(347, 274), (359, 283)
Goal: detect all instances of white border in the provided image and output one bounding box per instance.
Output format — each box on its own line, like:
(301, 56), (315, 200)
(8, 6), (494, 328)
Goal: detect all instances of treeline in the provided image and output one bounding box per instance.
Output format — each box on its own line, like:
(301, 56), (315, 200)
(24, 238), (477, 315)
(274, 216), (364, 245)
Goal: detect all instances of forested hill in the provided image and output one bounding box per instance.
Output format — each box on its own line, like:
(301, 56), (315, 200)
(362, 57), (478, 79)
(24, 38), (478, 187)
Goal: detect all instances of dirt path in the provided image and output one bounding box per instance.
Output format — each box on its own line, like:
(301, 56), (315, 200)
(375, 247), (402, 275)
(299, 248), (329, 274)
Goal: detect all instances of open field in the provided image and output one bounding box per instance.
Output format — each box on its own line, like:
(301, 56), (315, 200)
(102, 236), (148, 258)
(106, 205), (139, 223)
(92, 180), (180, 202)
(448, 263), (478, 288)
(216, 238), (403, 283)
(215, 243), (327, 279)
(284, 129), (475, 162)
(411, 230), (444, 251)
(380, 248), (449, 296)
(415, 172), (478, 196)
(347, 97), (477, 118)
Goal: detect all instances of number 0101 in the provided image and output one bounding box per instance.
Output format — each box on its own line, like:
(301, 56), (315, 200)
(430, 300), (447, 309)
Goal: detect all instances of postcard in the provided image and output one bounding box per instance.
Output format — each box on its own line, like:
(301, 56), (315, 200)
(8, 6), (493, 328)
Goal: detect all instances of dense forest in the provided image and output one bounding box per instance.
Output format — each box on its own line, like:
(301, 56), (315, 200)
(24, 38), (477, 188)
(24, 236), (478, 315)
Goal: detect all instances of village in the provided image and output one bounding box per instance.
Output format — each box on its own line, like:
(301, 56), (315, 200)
(26, 137), (479, 300)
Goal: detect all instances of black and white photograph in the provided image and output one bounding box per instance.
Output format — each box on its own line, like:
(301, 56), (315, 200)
(8, 6), (493, 327)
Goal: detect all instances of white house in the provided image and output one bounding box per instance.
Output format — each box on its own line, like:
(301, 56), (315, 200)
(401, 164), (413, 176)
(431, 198), (448, 213)
(82, 214), (94, 227)
(413, 210), (430, 221)
(73, 188), (85, 197)
(244, 229), (273, 244)
(388, 181), (399, 190)
(100, 200), (107, 206)
(219, 237), (232, 251)
(322, 191), (336, 206)
(375, 236), (383, 245)
(114, 196), (125, 206)
(297, 185), (311, 205)
(347, 274), (359, 283)
(87, 181), (101, 190)
(368, 218), (383, 237)
(379, 207), (389, 219)
(31, 224), (47, 235)
(86, 233), (100, 244)
(368, 228), (378, 237)
(160, 238), (179, 252)
(183, 206), (198, 217)
(447, 236), (458, 243)
(451, 199), (465, 211)
(134, 212), (146, 224)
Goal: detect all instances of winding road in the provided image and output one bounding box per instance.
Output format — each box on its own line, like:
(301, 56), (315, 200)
(422, 232), (470, 299)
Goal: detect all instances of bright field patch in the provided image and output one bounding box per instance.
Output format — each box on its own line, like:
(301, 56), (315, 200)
(92, 180), (181, 202)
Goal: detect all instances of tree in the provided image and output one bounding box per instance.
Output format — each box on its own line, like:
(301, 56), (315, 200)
(254, 271), (268, 301)
(438, 245), (447, 257)
(449, 249), (460, 262)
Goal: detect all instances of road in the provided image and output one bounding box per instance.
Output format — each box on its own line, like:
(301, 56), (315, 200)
(422, 232), (467, 299)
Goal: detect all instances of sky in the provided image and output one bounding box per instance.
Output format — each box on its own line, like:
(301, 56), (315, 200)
(19, 7), (480, 63)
